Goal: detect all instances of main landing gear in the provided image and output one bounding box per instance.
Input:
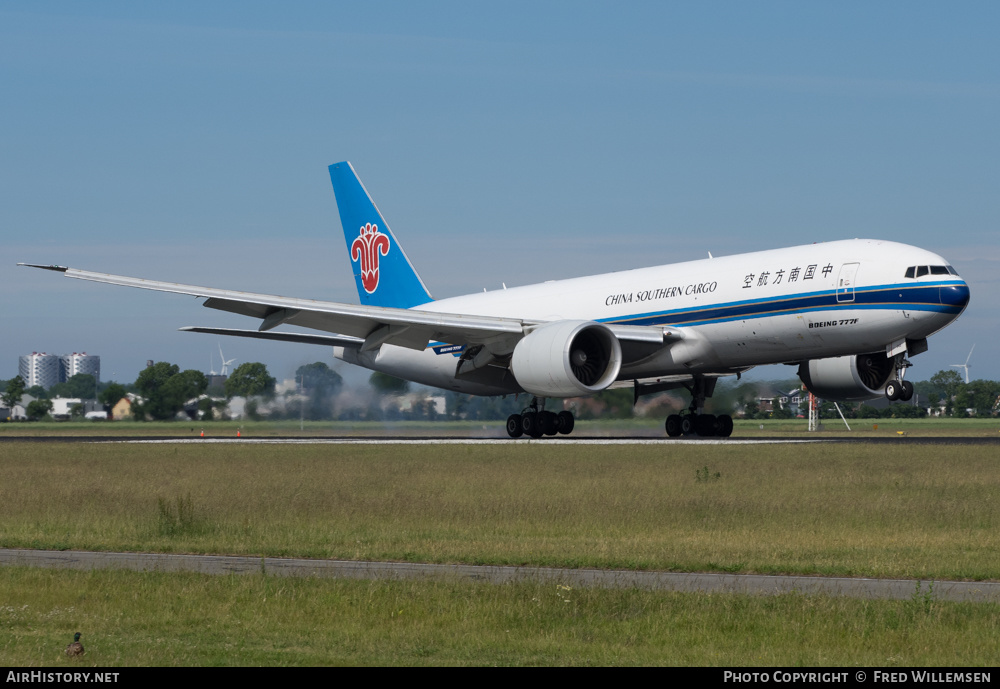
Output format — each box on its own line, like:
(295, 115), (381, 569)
(506, 397), (575, 438)
(664, 412), (734, 438)
(504, 376), (736, 439)
(664, 377), (733, 438)
(884, 357), (914, 402)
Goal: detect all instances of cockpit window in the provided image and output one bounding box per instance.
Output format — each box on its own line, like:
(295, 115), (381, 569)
(905, 265), (958, 278)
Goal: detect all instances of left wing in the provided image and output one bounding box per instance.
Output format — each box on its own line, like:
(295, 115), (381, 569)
(20, 264), (678, 355)
(20, 264), (527, 351)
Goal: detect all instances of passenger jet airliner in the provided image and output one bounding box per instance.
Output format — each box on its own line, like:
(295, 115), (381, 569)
(21, 162), (971, 438)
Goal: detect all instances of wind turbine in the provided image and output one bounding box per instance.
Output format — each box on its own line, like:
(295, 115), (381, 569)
(219, 344), (237, 377)
(950, 344), (975, 384)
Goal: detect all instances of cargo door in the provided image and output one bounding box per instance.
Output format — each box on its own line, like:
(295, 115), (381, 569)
(836, 263), (859, 303)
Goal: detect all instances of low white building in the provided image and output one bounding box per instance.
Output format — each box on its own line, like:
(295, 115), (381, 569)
(50, 398), (101, 419)
(1, 404), (27, 421)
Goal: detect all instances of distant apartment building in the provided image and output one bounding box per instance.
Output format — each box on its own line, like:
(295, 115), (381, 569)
(18, 352), (101, 390)
(18, 353), (61, 389)
(61, 352), (100, 383)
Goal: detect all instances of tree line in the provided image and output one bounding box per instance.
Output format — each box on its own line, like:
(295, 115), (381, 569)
(2, 361), (281, 421)
(725, 369), (1000, 420)
(4, 364), (999, 422)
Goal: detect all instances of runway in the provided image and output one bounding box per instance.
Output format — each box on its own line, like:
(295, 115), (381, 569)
(103, 436), (823, 445)
(3, 435), (999, 445)
(2, 548), (997, 602)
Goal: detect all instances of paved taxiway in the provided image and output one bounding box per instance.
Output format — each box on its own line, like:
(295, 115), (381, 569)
(3, 435), (999, 445)
(2, 548), (997, 602)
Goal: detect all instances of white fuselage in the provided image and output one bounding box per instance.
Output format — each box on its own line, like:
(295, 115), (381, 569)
(337, 239), (970, 396)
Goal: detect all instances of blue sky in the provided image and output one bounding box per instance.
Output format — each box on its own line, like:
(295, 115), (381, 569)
(3, 1), (997, 385)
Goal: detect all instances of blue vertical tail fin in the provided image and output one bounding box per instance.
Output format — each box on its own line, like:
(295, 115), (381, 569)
(329, 161), (433, 308)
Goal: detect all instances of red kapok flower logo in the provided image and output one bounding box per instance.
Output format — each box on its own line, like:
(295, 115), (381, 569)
(351, 223), (390, 293)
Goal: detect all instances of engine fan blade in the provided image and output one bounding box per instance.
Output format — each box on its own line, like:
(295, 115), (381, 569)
(857, 354), (892, 390)
(570, 332), (607, 386)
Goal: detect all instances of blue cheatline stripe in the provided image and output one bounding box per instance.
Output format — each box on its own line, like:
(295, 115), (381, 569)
(600, 281), (968, 329)
(423, 280), (968, 350)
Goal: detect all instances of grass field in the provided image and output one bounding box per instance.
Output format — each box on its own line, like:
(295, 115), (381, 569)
(2, 567), (998, 666)
(1, 440), (998, 580)
(3, 429), (998, 666)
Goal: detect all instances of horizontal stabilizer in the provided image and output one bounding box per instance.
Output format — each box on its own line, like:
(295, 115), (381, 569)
(179, 327), (363, 348)
(17, 263), (68, 272)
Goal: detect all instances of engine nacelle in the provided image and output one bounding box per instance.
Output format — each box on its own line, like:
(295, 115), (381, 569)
(511, 321), (622, 397)
(797, 352), (894, 402)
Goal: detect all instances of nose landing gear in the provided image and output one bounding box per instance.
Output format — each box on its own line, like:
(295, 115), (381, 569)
(884, 357), (914, 402)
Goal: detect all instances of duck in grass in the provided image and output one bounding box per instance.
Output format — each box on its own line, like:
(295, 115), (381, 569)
(65, 632), (84, 657)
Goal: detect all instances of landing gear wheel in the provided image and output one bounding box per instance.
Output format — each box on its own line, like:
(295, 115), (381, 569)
(717, 415), (734, 438)
(540, 411), (558, 436)
(695, 413), (717, 437)
(506, 414), (523, 438)
(885, 380), (901, 401)
(680, 415), (695, 436)
(665, 414), (682, 438)
(521, 412), (543, 438)
(900, 380), (914, 402)
(557, 411), (575, 435)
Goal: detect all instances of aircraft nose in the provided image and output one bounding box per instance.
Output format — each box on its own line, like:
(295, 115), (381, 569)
(940, 282), (971, 309)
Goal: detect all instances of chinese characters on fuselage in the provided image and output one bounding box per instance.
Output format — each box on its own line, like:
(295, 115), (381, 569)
(743, 263), (834, 289)
(603, 261), (838, 307)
